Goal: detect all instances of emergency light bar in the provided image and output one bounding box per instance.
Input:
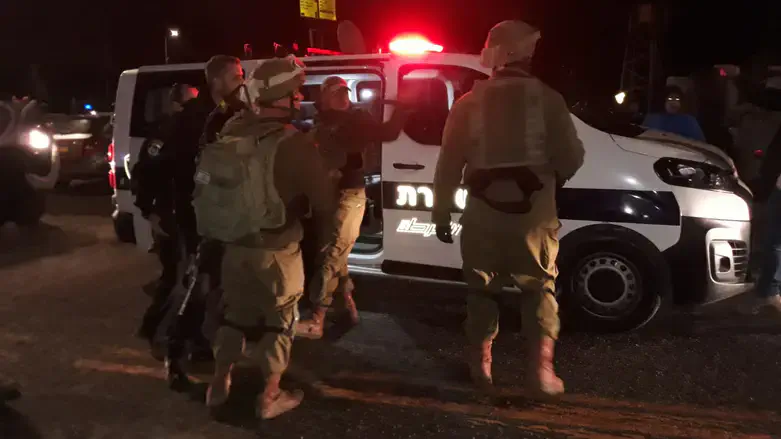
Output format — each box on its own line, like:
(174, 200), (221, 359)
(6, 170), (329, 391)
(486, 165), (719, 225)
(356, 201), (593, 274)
(389, 35), (443, 55)
(307, 47), (343, 56)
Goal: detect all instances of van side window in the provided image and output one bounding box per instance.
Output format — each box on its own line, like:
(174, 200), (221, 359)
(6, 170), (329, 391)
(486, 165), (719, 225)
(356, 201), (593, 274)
(130, 70), (207, 138)
(399, 65), (487, 146)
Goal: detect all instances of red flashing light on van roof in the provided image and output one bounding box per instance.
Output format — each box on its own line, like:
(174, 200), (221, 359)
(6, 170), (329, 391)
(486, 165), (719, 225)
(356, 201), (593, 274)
(389, 35), (443, 55)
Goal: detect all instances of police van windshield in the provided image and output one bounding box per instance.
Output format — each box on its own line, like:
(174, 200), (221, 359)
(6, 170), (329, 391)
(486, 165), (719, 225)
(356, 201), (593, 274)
(570, 99), (649, 138)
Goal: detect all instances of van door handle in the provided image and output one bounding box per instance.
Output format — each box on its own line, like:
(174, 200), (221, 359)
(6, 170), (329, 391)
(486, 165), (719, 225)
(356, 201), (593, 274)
(393, 162), (425, 170)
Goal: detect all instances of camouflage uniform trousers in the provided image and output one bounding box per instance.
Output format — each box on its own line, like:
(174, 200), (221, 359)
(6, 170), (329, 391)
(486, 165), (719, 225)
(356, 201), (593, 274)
(213, 241), (304, 378)
(460, 219), (561, 344)
(308, 188), (366, 307)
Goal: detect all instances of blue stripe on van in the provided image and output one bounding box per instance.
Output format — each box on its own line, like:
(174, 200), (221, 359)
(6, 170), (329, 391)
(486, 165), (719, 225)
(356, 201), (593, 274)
(379, 182), (681, 226)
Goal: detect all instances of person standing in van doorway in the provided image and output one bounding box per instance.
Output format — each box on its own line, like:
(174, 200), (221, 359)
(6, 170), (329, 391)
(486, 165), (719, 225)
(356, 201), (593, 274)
(642, 86), (707, 142)
(432, 20), (585, 398)
(296, 76), (413, 339)
(201, 56), (339, 419)
(133, 83), (198, 343)
(160, 55), (245, 390)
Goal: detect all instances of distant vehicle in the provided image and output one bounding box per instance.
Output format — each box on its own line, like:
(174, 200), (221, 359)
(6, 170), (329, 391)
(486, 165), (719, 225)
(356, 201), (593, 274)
(47, 112), (112, 186)
(0, 98), (60, 227)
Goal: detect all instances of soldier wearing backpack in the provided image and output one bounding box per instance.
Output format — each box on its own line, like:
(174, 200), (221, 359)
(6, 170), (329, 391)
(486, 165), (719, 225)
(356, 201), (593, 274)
(196, 55), (338, 420)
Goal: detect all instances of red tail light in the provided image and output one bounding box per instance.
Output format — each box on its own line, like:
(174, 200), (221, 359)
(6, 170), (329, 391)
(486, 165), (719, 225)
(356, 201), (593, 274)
(107, 142), (116, 189)
(754, 149), (764, 158)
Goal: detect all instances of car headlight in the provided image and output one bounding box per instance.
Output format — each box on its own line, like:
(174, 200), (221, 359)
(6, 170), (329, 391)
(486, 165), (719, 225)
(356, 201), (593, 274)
(25, 128), (52, 150)
(654, 158), (734, 191)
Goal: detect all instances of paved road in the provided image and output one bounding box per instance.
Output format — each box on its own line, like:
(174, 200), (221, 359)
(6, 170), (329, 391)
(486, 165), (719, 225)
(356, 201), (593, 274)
(1, 186), (781, 439)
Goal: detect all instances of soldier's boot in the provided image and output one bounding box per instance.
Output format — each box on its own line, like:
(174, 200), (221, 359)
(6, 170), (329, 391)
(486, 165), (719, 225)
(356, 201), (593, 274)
(526, 336), (564, 398)
(465, 340), (495, 394)
(206, 364), (233, 408)
(256, 373), (304, 420)
(0, 377), (21, 402)
(165, 356), (191, 392)
(295, 306), (328, 340)
(341, 290), (360, 326)
(190, 336), (215, 363)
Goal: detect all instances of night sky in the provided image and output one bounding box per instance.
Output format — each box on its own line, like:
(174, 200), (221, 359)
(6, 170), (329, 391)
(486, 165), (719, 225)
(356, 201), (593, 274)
(1, 0), (779, 112)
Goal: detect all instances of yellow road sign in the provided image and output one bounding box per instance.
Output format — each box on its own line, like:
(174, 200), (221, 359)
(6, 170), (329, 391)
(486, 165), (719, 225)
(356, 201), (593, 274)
(300, 0), (317, 19)
(318, 0), (337, 21)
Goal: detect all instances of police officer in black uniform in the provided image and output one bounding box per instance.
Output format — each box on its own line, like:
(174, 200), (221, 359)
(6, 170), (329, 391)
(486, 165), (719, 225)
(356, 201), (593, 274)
(161, 55), (244, 390)
(133, 83), (197, 343)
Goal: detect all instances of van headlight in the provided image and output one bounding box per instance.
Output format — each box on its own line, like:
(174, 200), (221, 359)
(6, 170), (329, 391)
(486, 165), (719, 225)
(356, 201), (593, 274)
(653, 158), (734, 191)
(24, 128), (52, 150)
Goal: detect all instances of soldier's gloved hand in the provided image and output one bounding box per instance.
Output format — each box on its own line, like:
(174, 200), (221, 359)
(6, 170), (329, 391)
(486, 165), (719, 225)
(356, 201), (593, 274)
(435, 224), (454, 244)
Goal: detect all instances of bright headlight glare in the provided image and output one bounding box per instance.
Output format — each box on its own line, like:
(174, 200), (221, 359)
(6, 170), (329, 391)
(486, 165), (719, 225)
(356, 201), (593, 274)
(27, 129), (51, 150)
(654, 158), (732, 191)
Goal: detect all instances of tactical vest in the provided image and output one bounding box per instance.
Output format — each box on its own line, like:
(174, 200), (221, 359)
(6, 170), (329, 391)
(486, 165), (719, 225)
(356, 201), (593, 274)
(465, 69), (548, 214)
(192, 121), (293, 243)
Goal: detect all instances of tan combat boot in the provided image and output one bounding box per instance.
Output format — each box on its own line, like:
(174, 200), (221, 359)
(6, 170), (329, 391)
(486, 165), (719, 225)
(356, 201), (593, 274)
(206, 364), (233, 408)
(296, 306), (328, 340)
(465, 340), (495, 394)
(526, 336), (565, 398)
(341, 290), (360, 326)
(257, 374), (304, 420)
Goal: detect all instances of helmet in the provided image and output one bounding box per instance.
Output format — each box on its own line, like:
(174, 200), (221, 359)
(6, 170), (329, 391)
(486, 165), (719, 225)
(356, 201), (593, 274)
(247, 55), (306, 104)
(480, 20), (541, 69)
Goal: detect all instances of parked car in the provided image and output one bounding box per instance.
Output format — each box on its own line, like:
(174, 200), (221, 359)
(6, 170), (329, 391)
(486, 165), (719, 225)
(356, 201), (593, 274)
(48, 112), (112, 186)
(0, 99), (59, 227)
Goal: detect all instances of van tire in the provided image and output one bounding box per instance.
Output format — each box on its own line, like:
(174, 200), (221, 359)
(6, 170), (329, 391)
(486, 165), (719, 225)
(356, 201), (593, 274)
(113, 212), (136, 244)
(558, 236), (664, 333)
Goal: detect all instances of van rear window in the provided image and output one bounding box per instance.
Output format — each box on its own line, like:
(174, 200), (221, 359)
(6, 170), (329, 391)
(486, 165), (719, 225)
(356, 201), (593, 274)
(130, 70), (207, 138)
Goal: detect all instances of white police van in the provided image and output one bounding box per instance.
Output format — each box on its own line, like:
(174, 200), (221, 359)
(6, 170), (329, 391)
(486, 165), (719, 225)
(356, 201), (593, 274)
(110, 38), (753, 332)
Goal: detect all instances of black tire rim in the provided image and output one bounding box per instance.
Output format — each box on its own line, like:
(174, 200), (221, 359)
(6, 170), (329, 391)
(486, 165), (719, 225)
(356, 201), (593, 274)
(573, 252), (644, 319)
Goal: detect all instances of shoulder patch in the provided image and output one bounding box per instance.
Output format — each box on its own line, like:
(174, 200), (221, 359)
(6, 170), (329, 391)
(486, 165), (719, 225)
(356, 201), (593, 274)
(147, 140), (164, 157)
(194, 170), (211, 184)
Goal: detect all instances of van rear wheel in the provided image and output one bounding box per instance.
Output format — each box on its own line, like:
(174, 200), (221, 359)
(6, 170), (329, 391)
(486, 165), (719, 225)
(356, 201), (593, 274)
(559, 242), (662, 332)
(112, 211), (136, 244)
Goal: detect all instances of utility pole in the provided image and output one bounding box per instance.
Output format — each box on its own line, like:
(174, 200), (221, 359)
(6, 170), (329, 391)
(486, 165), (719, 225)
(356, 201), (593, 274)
(619, 2), (666, 114)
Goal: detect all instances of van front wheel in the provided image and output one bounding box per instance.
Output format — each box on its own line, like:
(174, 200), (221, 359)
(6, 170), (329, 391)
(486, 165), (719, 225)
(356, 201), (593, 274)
(558, 243), (662, 332)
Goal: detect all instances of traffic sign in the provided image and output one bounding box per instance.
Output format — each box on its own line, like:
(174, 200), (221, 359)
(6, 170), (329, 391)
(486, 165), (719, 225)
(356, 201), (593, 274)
(318, 0), (336, 21)
(300, 0), (336, 21)
(300, 0), (317, 19)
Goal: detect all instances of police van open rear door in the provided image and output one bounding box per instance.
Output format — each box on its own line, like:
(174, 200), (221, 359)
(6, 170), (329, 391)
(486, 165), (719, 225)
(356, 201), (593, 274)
(380, 54), (489, 281)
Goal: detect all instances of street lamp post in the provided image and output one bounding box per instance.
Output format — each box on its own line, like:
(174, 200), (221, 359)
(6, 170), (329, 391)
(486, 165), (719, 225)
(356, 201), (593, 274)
(165, 28), (179, 64)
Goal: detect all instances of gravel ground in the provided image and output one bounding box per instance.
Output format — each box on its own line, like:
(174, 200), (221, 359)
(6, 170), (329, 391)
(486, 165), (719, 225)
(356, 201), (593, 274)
(0, 187), (780, 439)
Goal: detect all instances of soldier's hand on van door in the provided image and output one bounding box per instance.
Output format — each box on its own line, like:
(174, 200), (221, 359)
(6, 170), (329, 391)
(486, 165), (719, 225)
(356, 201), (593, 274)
(435, 224), (454, 244)
(148, 214), (169, 237)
